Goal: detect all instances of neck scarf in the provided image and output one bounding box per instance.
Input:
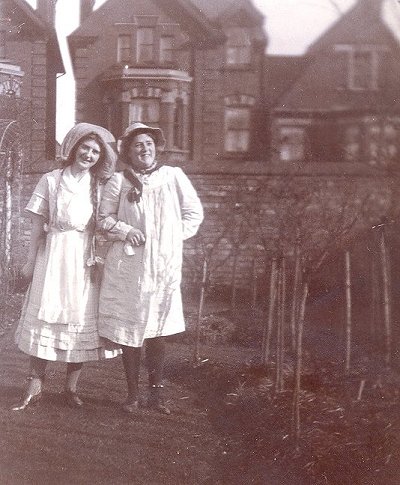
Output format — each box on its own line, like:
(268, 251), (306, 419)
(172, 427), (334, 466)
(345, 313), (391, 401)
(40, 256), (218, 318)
(124, 162), (161, 203)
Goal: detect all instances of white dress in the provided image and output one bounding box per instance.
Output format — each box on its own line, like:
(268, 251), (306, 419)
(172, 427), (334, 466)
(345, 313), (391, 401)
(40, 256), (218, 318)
(98, 165), (203, 347)
(15, 167), (119, 362)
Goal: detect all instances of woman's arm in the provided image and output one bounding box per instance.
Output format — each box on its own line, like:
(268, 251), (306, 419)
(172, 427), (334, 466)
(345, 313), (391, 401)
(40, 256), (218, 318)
(21, 213), (45, 279)
(98, 173), (145, 244)
(174, 168), (204, 240)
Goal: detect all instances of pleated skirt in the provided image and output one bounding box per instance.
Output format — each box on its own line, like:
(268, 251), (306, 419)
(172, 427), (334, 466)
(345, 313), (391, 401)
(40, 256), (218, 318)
(15, 230), (119, 362)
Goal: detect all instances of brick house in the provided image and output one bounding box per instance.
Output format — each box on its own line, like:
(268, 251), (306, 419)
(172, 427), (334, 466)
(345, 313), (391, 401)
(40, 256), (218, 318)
(67, 0), (267, 168)
(64, 0), (400, 293)
(268, 0), (400, 172)
(0, 0), (63, 171)
(0, 0), (63, 265)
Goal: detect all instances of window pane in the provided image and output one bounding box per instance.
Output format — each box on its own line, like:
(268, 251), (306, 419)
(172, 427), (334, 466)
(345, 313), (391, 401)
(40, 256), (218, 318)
(279, 127), (305, 161)
(160, 36), (174, 63)
(353, 51), (372, 89)
(0, 31), (5, 59)
(137, 28), (154, 63)
(173, 99), (183, 148)
(226, 28), (251, 64)
(224, 107), (250, 152)
(117, 35), (131, 62)
(129, 99), (160, 124)
(343, 125), (361, 161)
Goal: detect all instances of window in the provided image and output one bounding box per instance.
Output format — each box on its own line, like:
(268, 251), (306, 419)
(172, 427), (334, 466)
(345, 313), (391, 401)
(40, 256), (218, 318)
(335, 45), (381, 90)
(137, 28), (154, 63)
(343, 125), (361, 161)
(279, 127), (305, 161)
(224, 107), (250, 153)
(0, 30), (5, 59)
(117, 35), (131, 63)
(160, 36), (174, 64)
(173, 99), (183, 149)
(367, 122), (400, 165)
(226, 28), (251, 65)
(129, 98), (160, 124)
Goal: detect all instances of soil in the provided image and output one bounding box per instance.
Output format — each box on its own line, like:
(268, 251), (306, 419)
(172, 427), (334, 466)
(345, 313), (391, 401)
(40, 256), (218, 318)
(1, 296), (400, 484)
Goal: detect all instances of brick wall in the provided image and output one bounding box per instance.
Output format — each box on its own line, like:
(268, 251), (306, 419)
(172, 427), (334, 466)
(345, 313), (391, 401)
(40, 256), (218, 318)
(10, 170), (395, 294)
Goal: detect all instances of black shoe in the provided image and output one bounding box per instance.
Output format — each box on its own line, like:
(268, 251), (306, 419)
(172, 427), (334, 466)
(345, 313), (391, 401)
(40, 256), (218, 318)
(64, 390), (84, 408)
(122, 400), (139, 414)
(11, 392), (42, 411)
(147, 385), (171, 415)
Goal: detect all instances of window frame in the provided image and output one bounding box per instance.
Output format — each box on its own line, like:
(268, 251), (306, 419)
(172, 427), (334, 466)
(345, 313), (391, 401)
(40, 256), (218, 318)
(225, 27), (252, 66)
(117, 34), (131, 63)
(136, 27), (155, 64)
(129, 98), (160, 125)
(334, 44), (384, 91)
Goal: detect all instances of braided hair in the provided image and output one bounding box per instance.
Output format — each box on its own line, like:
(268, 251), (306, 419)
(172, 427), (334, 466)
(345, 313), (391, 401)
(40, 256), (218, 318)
(62, 133), (104, 227)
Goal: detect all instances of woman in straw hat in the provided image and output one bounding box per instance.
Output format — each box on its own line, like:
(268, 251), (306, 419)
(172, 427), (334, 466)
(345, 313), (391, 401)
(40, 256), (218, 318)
(98, 122), (203, 414)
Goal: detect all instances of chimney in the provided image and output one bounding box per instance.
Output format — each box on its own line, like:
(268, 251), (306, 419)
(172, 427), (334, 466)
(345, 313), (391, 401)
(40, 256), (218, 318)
(80, 0), (95, 24)
(36, 0), (57, 26)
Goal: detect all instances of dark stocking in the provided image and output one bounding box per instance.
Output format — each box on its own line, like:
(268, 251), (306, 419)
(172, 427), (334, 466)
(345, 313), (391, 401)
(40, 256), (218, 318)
(121, 346), (141, 402)
(145, 337), (166, 386)
(65, 362), (83, 392)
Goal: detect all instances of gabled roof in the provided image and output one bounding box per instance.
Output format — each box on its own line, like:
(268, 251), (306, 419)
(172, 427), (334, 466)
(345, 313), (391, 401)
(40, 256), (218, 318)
(308, 0), (396, 54)
(270, 0), (400, 113)
(191, 0), (264, 25)
(189, 0), (236, 20)
(9, 0), (64, 73)
(69, 0), (224, 48)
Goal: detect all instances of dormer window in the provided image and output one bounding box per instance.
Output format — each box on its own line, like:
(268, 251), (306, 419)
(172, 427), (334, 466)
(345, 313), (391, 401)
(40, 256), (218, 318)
(226, 28), (251, 65)
(335, 45), (384, 91)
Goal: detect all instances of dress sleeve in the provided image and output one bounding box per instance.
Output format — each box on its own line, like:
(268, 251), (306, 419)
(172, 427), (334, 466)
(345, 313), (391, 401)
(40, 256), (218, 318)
(98, 173), (134, 241)
(25, 173), (49, 220)
(174, 167), (204, 240)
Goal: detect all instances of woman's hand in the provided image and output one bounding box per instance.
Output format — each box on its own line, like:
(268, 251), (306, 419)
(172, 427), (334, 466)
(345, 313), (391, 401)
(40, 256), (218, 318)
(126, 228), (146, 246)
(21, 260), (35, 281)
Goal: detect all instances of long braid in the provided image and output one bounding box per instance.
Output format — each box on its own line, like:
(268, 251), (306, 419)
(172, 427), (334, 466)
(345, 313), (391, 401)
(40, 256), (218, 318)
(90, 173), (99, 225)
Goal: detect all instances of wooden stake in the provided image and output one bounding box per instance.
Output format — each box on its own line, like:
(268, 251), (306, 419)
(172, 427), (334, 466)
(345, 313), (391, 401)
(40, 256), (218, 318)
(292, 281), (309, 448)
(290, 239), (301, 351)
(379, 226), (392, 368)
(230, 248), (239, 313)
(193, 259), (207, 365)
(262, 258), (278, 367)
(345, 250), (352, 374)
(276, 257), (287, 392)
(251, 258), (258, 310)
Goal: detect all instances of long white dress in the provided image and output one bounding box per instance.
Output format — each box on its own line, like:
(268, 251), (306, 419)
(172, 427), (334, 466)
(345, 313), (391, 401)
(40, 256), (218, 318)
(98, 165), (203, 347)
(15, 167), (118, 362)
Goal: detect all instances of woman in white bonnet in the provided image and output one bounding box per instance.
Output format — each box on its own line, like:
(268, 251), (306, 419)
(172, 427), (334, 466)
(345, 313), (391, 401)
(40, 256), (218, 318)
(12, 123), (119, 411)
